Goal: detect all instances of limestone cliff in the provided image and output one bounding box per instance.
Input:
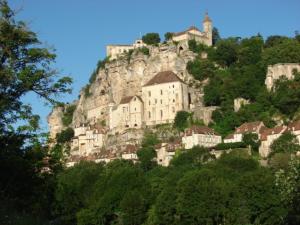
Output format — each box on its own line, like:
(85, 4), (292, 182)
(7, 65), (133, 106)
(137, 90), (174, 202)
(48, 43), (207, 140)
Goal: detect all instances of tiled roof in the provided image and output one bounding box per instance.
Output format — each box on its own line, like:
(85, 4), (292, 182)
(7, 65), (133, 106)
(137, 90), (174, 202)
(224, 133), (234, 140)
(235, 121), (263, 134)
(143, 71), (184, 87)
(119, 95), (143, 104)
(287, 120), (300, 132)
(185, 125), (219, 136)
(123, 144), (138, 154)
(260, 126), (287, 141)
(173, 26), (201, 37)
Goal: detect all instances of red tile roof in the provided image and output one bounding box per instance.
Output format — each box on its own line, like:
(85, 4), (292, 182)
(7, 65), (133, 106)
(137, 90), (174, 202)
(123, 144), (138, 154)
(260, 126), (286, 141)
(185, 125), (219, 136)
(224, 133), (234, 140)
(143, 71), (184, 87)
(235, 121), (264, 134)
(287, 120), (300, 132)
(173, 26), (201, 37)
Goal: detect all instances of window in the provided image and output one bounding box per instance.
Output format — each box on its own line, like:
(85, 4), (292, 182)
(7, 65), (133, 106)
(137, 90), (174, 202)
(160, 90), (163, 95)
(135, 107), (136, 111)
(173, 99), (175, 103)
(148, 111), (151, 119)
(160, 99), (163, 104)
(160, 110), (163, 118)
(123, 107), (126, 113)
(149, 101), (151, 105)
(172, 107), (175, 113)
(155, 99), (157, 104)
(173, 85), (175, 88)
(148, 91), (151, 97)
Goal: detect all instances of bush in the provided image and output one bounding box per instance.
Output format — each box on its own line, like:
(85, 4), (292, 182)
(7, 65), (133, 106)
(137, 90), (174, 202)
(56, 127), (74, 144)
(174, 111), (191, 131)
(215, 142), (247, 150)
(186, 59), (216, 81)
(142, 33), (160, 45)
(137, 47), (150, 55)
(164, 32), (173, 41)
(62, 105), (76, 126)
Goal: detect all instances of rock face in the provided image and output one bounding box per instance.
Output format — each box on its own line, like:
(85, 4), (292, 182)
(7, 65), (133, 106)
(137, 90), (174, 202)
(47, 106), (64, 140)
(48, 43), (207, 149)
(265, 63), (300, 91)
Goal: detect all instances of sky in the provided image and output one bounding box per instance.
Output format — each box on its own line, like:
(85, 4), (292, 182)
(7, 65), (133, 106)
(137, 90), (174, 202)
(9, 0), (300, 131)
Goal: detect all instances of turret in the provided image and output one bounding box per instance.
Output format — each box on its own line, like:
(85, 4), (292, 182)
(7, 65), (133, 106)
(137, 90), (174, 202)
(203, 12), (212, 46)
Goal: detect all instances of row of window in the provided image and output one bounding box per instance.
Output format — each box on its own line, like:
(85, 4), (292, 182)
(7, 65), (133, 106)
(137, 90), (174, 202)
(148, 86), (176, 97)
(148, 107), (176, 119)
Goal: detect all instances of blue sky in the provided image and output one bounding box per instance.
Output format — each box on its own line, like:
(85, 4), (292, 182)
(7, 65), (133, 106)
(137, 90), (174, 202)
(9, 0), (300, 131)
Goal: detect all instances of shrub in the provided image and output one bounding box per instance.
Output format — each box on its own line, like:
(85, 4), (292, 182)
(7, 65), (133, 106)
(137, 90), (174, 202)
(62, 105), (76, 126)
(164, 32), (174, 41)
(215, 142), (247, 150)
(142, 33), (160, 45)
(174, 111), (192, 131)
(56, 127), (74, 144)
(137, 47), (150, 56)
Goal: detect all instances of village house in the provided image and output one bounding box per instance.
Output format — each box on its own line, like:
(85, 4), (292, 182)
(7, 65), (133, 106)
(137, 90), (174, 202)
(259, 125), (287, 158)
(224, 121), (265, 143)
(121, 144), (138, 162)
(155, 141), (182, 166)
(71, 125), (106, 156)
(172, 12), (213, 51)
(182, 125), (221, 149)
(142, 71), (189, 126)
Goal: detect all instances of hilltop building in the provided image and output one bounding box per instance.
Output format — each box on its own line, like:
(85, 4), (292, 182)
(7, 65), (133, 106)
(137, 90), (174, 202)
(106, 39), (146, 60)
(172, 12), (213, 51)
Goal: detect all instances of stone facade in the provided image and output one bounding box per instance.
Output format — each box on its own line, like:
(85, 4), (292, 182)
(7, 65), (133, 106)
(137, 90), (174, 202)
(142, 71), (189, 126)
(47, 106), (64, 140)
(259, 126), (287, 158)
(182, 126), (221, 149)
(155, 141), (181, 166)
(265, 63), (300, 91)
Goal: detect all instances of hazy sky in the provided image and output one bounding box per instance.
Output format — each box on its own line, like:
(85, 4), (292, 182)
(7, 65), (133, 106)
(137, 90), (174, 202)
(9, 0), (300, 131)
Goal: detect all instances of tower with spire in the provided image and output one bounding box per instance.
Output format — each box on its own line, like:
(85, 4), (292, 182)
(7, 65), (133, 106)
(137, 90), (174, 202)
(203, 12), (213, 46)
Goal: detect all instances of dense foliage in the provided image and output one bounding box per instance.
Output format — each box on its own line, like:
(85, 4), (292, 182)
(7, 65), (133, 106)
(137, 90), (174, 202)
(142, 33), (161, 45)
(187, 33), (300, 136)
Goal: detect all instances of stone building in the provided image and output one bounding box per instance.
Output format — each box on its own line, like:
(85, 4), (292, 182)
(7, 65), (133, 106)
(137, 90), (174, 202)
(109, 95), (144, 131)
(259, 125), (287, 158)
(121, 144), (138, 162)
(182, 125), (221, 149)
(106, 39), (146, 60)
(155, 141), (182, 167)
(224, 121), (265, 143)
(142, 71), (189, 126)
(287, 120), (300, 143)
(265, 63), (300, 91)
(234, 98), (250, 112)
(172, 12), (213, 51)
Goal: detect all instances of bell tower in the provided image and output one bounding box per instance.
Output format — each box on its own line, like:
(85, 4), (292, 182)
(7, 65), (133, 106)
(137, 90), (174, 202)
(203, 12), (213, 46)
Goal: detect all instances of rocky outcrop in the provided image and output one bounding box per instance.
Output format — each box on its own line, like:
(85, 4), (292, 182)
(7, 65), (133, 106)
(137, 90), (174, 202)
(47, 106), (64, 140)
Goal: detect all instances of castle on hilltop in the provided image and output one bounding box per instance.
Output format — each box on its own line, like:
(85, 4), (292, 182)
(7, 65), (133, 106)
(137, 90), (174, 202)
(106, 12), (213, 60)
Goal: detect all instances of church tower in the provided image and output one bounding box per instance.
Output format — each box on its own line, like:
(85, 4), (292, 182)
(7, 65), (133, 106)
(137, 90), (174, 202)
(203, 12), (213, 46)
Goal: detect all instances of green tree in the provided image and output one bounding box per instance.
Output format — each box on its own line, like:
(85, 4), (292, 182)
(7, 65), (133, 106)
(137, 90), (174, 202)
(142, 33), (160, 45)
(186, 59), (216, 81)
(212, 27), (221, 45)
(164, 32), (173, 41)
(270, 132), (300, 158)
(242, 133), (260, 152)
(173, 111), (191, 131)
(56, 127), (74, 144)
(0, 1), (72, 131)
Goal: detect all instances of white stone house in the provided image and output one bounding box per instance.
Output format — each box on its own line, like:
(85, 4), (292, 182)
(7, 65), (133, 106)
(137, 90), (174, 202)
(182, 126), (222, 149)
(109, 95), (143, 131)
(259, 126), (287, 158)
(172, 12), (213, 51)
(265, 63), (300, 91)
(224, 121), (265, 143)
(142, 71), (189, 126)
(106, 39), (146, 60)
(155, 141), (182, 167)
(121, 144), (138, 161)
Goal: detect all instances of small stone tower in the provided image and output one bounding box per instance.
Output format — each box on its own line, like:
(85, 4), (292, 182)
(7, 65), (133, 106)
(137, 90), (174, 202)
(203, 12), (213, 46)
